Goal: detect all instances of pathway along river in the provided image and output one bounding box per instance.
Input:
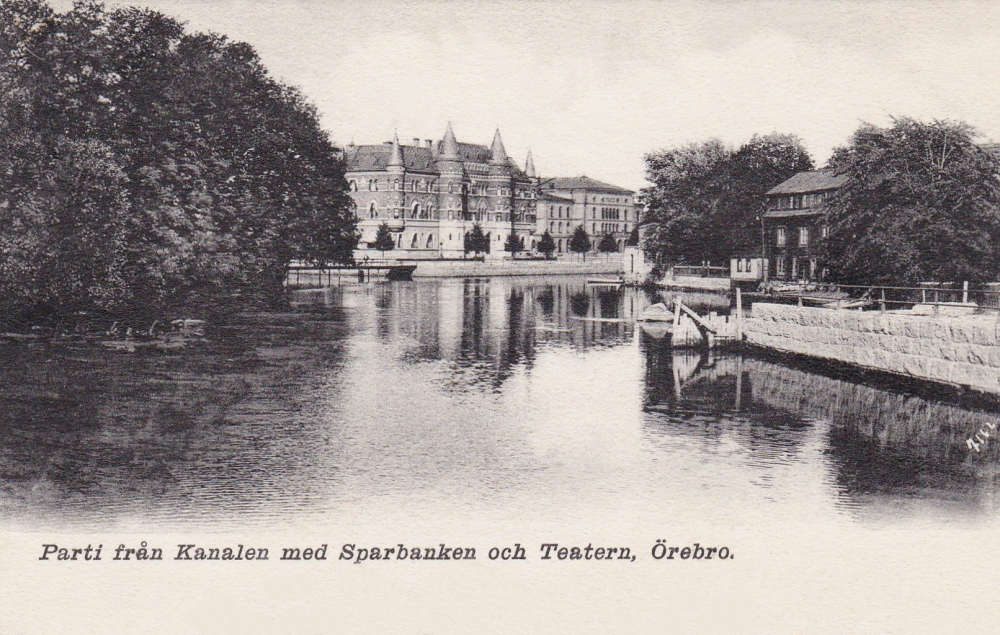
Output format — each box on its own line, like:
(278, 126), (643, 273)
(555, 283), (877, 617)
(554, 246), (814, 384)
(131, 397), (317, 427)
(1, 275), (999, 532)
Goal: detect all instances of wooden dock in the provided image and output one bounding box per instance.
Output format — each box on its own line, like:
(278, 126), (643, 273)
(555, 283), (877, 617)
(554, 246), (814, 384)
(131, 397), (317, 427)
(667, 290), (744, 349)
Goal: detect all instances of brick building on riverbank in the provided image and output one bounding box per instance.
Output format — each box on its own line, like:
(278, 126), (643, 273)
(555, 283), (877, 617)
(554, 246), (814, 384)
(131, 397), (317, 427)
(763, 169), (847, 281)
(344, 124), (636, 259)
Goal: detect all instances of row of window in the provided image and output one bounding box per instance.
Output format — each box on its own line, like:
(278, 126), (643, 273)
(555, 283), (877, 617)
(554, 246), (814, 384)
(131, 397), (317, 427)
(774, 225), (829, 247)
(350, 179), (536, 196)
(769, 191), (830, 211)
(775, 257), (818, 279)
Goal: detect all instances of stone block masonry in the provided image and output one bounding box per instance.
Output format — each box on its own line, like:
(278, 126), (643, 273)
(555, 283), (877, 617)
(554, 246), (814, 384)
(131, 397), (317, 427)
(744, 303), (1000, 395)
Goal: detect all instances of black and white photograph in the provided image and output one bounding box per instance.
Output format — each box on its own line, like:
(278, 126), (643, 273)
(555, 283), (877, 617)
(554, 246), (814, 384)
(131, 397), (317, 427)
(2, 0), (1000, 632)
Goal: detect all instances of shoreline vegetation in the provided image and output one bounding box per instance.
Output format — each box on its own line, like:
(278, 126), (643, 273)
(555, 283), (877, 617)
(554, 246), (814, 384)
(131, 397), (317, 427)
(0, 1), (359, 333)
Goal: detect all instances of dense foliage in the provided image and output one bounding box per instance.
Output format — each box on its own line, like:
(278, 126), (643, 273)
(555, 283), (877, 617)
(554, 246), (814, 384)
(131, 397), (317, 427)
(597, 233), (618, 253)
(0, 0), (357, 325)
(536, 231), (556, 258)
(372, 222), (395, 254)
(464, 223), (489, 257)
(640, 134), (813, 265)
(823, 118), (1000, 285)
(568, 225), (590, 257)
(503, 233), (524, 254)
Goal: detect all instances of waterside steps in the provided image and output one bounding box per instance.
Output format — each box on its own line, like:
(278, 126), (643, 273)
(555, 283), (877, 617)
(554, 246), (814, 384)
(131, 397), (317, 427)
(668, 295), (742, 349)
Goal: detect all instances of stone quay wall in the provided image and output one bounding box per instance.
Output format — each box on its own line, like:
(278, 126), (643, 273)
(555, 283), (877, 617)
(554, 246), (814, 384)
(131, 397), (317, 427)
(410, 258), (622, 278)
(744, 303), (1000, 395)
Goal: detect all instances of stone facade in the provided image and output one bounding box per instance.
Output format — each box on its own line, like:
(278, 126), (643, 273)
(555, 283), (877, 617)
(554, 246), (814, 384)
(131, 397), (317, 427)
(538, 177), (636, 254)
(345, 124), (539, 260)
(745, 303), (1000, 394)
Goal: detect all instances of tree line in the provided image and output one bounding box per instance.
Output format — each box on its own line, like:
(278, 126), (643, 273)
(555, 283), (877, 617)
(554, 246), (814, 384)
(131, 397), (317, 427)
(640, 120), (1000, 285)
(0, 0), (358, 328)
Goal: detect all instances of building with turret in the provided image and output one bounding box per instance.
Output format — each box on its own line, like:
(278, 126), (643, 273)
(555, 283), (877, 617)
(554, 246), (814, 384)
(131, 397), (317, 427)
(344, 123), (540, 259)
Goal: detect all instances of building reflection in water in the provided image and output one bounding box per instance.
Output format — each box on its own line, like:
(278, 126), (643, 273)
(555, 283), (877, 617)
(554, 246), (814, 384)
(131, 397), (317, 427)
(4, 274), (999, 530)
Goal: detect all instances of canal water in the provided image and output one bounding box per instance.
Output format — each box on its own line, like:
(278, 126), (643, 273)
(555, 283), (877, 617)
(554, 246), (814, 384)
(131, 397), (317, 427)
(2, 275), (998, 532)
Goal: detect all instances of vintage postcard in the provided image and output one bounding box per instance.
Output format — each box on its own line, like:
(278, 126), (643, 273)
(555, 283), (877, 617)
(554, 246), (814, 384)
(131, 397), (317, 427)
(2, 0), (999, 633)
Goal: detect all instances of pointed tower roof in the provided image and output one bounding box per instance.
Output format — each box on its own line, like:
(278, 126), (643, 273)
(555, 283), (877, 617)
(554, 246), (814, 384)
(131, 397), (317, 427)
(489, 128), (508, 164)
(388, 132), (403, 167)
(440, 121), (460, 159)
(524, 149), (536, 178)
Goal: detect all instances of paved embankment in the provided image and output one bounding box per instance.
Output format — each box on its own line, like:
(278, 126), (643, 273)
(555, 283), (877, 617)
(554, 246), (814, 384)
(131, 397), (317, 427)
(410, 259), (622, 277)
(745, 303), (1000, 395)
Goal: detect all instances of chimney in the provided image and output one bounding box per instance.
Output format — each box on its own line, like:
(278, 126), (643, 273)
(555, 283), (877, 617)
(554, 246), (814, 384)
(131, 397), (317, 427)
(413, 138), (421, 147)
(425, 139), (433, 148)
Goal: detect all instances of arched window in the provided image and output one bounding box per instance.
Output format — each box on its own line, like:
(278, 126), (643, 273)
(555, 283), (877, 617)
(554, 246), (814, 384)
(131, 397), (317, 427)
(368, 202), (377, 219)
(411, 202), (421, 219)
(393, 179), (400, 191)
(426, 234), (434, 248)
(411, 234), (419, 248)
(397, 234), (402, 247)
(349, 180), (357, 191)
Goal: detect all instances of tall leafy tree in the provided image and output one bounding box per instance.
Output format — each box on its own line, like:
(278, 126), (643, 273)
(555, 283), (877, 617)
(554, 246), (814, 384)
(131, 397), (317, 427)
(504, 232), (524, 255)
(0, 0), (357, 324)
(598, 233), (618, 253)
(569, 225), (590, 259)
(536, 231), (556, 258)
(464, 223), (489, 258)
(823, 118), (1000, 284)
(640, 134), (812, 265)
(373, 222), (395, 255)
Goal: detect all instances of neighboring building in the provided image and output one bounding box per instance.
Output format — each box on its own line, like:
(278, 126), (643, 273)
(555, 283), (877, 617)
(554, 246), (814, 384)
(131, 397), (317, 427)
(535, 191), (576, 254)
(763, 169), (847, 282)
(539, 177), (637, 253)
(344, 123), (538, 259)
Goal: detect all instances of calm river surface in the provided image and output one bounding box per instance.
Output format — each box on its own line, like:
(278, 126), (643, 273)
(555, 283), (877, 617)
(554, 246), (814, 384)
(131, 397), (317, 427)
(2, 275), (999, 531)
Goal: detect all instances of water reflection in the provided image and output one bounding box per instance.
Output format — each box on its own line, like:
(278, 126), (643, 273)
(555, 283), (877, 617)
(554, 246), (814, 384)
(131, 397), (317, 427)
(1, 276), (998, 530)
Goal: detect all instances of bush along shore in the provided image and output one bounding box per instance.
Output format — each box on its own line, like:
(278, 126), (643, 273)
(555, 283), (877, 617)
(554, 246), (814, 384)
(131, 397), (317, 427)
(0, 1), (359, 336)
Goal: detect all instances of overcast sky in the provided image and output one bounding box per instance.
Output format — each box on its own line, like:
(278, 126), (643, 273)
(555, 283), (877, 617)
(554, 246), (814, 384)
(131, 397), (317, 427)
(51, 0), (1000, 190)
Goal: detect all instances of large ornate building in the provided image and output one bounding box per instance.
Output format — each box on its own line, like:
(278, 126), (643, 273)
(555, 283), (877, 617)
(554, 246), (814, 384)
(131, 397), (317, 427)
(344, 123), (637, 259)
(344, 123), (539, 259)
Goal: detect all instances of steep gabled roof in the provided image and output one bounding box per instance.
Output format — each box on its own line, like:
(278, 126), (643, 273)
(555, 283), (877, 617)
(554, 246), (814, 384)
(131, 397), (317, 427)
(766, 169), (847, 196)
(345, 144), (437, 172)
(543, 176), (633, 194)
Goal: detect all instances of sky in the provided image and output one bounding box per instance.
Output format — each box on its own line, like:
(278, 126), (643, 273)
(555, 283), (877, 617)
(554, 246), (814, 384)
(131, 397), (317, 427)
(51, 0), (1000, 191)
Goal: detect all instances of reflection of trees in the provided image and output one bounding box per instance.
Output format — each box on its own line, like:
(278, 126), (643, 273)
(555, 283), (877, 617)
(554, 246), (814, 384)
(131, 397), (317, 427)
(569, 291), (590, 317)
(536, 287), (555, 317)
(0, 315), (352, 527)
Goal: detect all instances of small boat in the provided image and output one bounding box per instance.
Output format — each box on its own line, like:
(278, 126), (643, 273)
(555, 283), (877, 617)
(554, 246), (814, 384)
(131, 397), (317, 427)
(818, 297), (872, 310)
(587, 278), (624, 287)
(639, 321), (673, 339)
(638, 302), (673, 322)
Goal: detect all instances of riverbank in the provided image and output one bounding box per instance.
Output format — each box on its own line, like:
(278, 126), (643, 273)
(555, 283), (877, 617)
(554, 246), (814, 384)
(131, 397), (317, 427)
(744, 302), (1000, 396)
(409, 258), (622, 278)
